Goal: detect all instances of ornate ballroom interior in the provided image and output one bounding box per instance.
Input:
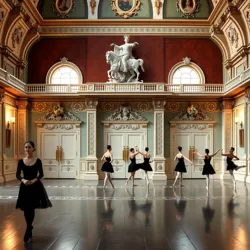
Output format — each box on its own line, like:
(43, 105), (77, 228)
(0, 0), (250, 182)
(0, 0), (250, 249)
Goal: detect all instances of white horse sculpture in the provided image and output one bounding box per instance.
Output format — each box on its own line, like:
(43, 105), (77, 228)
(106, 51), (144, 83)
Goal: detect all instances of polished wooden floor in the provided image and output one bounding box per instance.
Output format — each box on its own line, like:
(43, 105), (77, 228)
(0, 179), (249, 250)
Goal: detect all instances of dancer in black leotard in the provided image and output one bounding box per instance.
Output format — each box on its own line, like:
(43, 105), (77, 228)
(101, 145), (115, 189)
(16, 141), (52, 243)
(125, 147), (140, 187)
(194, 148), (220, 191)
(173, 146), (193, 187)
(138, 147), (153, 187)
(221, 147), (246, 186)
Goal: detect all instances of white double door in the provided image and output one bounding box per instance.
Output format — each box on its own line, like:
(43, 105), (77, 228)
(105, 131), (146, 179)
(39, 132), (79, 178)
(172, 132), (212, 178)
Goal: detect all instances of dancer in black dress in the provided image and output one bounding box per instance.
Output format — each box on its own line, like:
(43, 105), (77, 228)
(138, 147), (153, 187)
(173, 146), (193, 187)
(16, 141), (52, 243)
(125, 147), (140, 187)
(221, 147), (246, 186)
(101, 145), (115, 189)
(194, 149), (220, 191)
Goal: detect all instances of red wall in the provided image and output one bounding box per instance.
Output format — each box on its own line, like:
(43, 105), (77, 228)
(28, 36), (222, 83)
(165, 38), (223, 83)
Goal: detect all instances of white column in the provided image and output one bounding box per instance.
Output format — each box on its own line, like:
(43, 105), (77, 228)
(0, 90), (5, 182)
(152, 100), (167, 180)
(84, 99), (99, 180)
(16, 99), (29, 159)
(221, 99), (233, 180)
(245, 90), (250, 182)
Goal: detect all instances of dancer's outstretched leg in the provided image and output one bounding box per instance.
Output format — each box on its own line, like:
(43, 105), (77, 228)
(173, 172), (180, 187)
(236, 165), (246, 171)
(107, 173), (115, 189)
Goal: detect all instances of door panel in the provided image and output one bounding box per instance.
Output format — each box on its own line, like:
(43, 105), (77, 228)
(173, 133), (192, 178)
(59, 133), (77, 178)
(192, 133), (210, 178)
(41, 133), (59, 178)
(108, 133), (126, 178)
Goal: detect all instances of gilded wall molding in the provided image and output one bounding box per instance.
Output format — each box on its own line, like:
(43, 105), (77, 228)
(90, 0), (97, 15)
(154, 0), (163, 15)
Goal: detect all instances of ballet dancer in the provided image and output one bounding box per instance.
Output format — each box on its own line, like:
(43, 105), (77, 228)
(172, 146), (193, 187)
(138, 147), (153, 187)
(221, 147), (246, 186)
(125, 147), (140, 187)
(16, 141), (52, 243)
(101, 145), (115, 189)
(194, 149), (220, 191)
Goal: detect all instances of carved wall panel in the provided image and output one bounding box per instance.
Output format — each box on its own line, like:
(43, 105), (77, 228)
(224, 22), (243, 56)
(98, 102), (153, 112)
(6, 21), (28, 57)
(32, 102), (86, 113)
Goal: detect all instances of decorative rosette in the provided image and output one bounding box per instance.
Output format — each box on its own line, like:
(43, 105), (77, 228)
(187, 105), (198, 118)
(53, 105), (64, 119)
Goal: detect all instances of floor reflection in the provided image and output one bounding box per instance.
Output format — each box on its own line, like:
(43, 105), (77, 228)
(202, 197), (215, 233)
(227, 196), (240, 219)
(125, 188), (152, 227)
(173, 188), (187, 221)
(102, 190), (115, 232)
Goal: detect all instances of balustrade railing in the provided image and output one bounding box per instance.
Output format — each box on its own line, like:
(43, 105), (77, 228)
(2, 67), (250, 96)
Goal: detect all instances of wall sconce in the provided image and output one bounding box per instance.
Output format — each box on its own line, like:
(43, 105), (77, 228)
(6, 117), (15, 148)
(235, 117), (243, 128)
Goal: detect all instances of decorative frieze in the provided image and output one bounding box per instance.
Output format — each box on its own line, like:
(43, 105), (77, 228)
(40, 26), (210, 36)
(228, 26), (239, 49)
(0, 4), (6, 25)
(11, 27), (23, 49)
(88, 113), (95, 156)
(155, 0), (163, 15)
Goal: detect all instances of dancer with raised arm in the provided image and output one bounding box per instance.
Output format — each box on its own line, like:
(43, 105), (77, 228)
(221, 147), (246, 186)
(138, 147), (153, 187)
(125, 147), (140, 187)
(173, 146), (193, 187)
(194, 148), (220, 191)
(16, 141), (52, 243)
(101, 145), (115, 189)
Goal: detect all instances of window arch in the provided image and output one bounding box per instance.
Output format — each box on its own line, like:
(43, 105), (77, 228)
(168, 58), (205, 85)
(46, 57), (83, 84)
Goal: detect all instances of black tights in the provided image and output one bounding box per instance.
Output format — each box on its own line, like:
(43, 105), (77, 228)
(24, 209), (35, 229)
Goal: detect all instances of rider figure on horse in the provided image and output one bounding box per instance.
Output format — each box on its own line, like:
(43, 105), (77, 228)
(110, 35), (139, 72)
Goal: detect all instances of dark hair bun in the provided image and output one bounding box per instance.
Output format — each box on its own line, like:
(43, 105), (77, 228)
(107, 145), (112, 150)
(231, 147), (235, 152)
(205, 149), (209, 154)
(145, 147), (149, 151)
(178, 146), (182, 151)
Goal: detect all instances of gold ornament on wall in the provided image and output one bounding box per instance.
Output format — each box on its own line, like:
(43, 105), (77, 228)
(111, 0), (141, 19)
(176, 0), (200, 18)
(90, 0), (97, 15)
(155, 0), (162, 15)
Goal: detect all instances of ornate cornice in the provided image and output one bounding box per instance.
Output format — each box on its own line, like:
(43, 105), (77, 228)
(39, 26), (210, 36)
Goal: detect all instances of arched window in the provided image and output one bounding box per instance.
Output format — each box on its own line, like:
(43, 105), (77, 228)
(46, 57), (83, 84)
(169, 57), (205, 85)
